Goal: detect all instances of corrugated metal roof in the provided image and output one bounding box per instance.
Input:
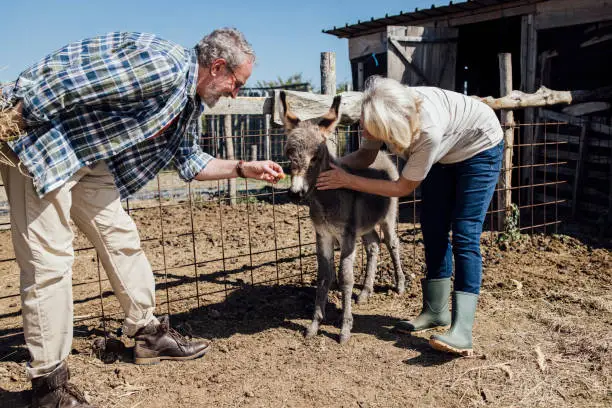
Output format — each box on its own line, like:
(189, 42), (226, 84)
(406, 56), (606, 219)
(323, 0), (541, 38)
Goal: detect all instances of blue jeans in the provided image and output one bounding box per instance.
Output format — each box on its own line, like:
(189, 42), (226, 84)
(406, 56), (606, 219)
(420, 141), (503, 294)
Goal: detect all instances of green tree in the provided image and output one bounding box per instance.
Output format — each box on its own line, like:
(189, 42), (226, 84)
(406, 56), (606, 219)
(255, 73), (312, 91)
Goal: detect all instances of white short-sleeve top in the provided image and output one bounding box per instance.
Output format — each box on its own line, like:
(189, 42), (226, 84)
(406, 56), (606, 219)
(361, 87), (503, 181)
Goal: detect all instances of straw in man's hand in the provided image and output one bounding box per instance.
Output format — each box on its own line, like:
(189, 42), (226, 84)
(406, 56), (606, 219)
(0, 97), (25, 142)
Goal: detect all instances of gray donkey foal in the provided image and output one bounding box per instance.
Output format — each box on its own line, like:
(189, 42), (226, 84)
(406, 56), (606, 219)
(281, 92), (406, 344)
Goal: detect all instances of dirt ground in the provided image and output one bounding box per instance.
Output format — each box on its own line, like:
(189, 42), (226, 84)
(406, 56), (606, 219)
(0, 200), (611, 407)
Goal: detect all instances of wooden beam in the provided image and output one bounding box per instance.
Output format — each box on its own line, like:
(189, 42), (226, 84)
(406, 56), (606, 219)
(476, 87), (572, 109)
(387, 34), (458, 43)
(535, 0), (612, 30)
(332, 0), (538, 37)
(204, 97), (271, 116)
(540, 109), (612, 135)
(562, 102), (611, 116)
(202, 87), (612, 128)
(581, 33), (612, 48)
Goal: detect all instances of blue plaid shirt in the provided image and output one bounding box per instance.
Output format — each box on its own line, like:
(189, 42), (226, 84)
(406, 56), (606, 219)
(1, 32), (213, 199)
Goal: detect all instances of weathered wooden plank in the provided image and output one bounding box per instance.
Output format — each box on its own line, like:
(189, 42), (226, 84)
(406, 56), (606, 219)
(202, 88), (612, 127)
(348, 31), (387, 60)
(204, 97), (271, 116)
(388, 37), (432, 85)
(442, 1), (536, 28)
(535, 0), (612, 30)
(562, 102), (611, 116)
(540, 109), (612, 135)
(388, 34), (458, 43)
(581, 33), (612, 48)
(386, 26), (458, 89)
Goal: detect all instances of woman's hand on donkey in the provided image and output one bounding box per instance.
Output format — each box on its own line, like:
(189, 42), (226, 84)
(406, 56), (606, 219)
(243, 160), (285, 183)
(316, 163), (352, 190)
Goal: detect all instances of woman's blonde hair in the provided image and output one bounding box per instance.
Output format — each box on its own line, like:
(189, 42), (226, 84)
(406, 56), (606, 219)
(361, 76), (422, 155)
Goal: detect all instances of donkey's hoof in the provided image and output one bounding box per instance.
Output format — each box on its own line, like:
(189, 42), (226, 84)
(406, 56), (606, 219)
(339, 333), (351, 344)
(357, 291), (371, 305)
(305, 326), (319, 339)
(396, 286), (406, 295)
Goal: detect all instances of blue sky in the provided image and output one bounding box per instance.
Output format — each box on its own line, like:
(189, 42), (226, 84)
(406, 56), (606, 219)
(0, 0), (447, 88)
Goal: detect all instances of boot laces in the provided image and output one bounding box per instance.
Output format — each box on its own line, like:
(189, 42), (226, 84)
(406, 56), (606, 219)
(166, 326), (191, 346)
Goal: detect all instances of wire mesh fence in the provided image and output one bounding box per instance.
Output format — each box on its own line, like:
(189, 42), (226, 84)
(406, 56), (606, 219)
(0, 118), (575, 341)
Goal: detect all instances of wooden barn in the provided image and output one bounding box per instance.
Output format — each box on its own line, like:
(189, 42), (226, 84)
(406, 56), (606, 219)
(324, 0), (612, 228)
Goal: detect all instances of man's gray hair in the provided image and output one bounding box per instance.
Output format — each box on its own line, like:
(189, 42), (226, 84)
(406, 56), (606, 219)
(196, 28), (255, 69)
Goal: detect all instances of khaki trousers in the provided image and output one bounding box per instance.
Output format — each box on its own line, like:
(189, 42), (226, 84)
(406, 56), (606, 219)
(1, 158), (158, 378)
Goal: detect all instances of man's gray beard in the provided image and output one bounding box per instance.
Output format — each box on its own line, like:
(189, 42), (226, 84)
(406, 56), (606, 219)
(203, 95), (219, 108)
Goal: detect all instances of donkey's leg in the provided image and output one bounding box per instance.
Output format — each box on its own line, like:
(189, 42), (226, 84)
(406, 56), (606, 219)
(357, 230), (380, 305)
(338, 234), (357, 344)
(380, 218), (406, 295)
(306, 231), (335, 339)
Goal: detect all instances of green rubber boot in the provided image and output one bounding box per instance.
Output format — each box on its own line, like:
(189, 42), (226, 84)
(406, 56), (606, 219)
(395, 278), (451, 334)
(429, 291), (479, 356)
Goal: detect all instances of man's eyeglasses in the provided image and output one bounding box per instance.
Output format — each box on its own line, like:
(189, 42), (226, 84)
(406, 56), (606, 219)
(227, 66), (245, 90)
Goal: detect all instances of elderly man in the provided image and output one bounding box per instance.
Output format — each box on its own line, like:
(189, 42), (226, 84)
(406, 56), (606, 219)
(0, 28), (283, 407)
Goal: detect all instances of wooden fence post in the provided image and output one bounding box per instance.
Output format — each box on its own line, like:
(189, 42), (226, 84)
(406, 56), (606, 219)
(224, 114), (237, 205)
(264, 91), (271, 161)
(321, 52), (337, 155)
(264, 115), (271, 160)
(572, 124), (588, 218)
(498, 53), (515, 230)
(520, 14), (538, 204)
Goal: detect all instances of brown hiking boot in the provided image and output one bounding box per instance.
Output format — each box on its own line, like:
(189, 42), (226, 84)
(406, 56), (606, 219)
(134, 315), (210, 365)
(31, 361), (94, 407)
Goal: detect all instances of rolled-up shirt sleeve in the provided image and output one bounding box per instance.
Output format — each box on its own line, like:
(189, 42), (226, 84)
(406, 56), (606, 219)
(173, 117), (213, 181)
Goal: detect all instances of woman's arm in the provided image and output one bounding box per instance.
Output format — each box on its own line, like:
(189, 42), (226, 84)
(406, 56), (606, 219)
(317, 163), (420, 197)
(339, 148), (378, 169)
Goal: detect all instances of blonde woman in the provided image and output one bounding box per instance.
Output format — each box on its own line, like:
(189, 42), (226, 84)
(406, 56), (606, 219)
(317, 76), (504, 356)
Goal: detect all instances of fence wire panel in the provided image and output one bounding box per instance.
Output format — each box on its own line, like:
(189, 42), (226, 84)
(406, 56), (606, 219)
(0, 118), (572, 341)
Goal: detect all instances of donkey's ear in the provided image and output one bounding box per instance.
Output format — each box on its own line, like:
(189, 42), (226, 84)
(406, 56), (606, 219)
(318, 95), (341, 134)
(280, 91), (300, 131)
